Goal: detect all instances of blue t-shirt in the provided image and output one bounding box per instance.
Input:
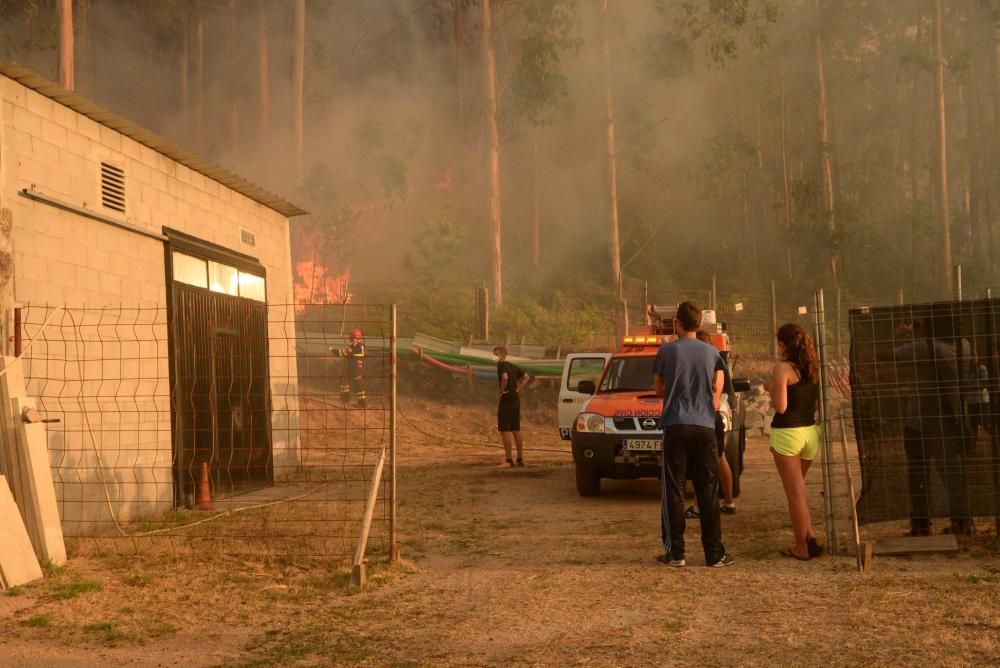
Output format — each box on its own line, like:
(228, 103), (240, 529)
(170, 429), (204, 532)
(652, 338), (724, 429)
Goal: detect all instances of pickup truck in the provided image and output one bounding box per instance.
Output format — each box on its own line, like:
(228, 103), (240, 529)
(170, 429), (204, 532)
(557, 317), (749, 497)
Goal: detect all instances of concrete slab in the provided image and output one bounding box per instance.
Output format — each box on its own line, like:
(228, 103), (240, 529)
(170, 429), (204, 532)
(0, 474), (43, 589)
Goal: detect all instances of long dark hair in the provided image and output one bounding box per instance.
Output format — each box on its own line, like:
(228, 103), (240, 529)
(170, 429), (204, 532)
(776, 323), (819, 383)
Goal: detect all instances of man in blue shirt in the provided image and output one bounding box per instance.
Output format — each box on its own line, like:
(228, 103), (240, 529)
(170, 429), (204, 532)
(653, 301), (734, 567)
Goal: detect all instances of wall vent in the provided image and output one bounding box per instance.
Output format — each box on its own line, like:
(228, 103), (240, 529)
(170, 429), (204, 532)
(100, 162), (126, 214)
(240, 228), (257, 248)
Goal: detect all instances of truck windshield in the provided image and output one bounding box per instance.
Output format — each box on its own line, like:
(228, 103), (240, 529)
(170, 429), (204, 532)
(599, 356), (656, 392)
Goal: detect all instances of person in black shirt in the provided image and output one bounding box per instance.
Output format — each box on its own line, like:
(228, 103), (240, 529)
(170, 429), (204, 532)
(494, 346), (531, 467)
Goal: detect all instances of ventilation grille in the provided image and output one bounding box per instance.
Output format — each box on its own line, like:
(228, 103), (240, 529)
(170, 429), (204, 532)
(101, 162), (126, 213)
(240, 228), (257, 248)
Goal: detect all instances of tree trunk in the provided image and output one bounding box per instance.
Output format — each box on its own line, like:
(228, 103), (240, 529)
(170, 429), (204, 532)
(482, 0), (503, 307)
(228, 0), (240, 157)
(258, 0), (270, 143)
(779, 60), (793, 278)
(293, 0), (306, 182)
(180, 4), (189, 139)
(454, 0), (466, 141)
(78, 0), (90, 92)
(958, 82), (975, 256)
(815, 0), (837, 285)
(532, 129), (541, 269)
(601, 0), (623, 296)
(58, 0), (74, 91)
(910, 73), (921, 293)
(935, 0), (954, 297)
(195, 6), (205, 152)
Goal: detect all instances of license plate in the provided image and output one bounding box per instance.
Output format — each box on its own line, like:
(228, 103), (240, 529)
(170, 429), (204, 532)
(623, 439), (661, 451)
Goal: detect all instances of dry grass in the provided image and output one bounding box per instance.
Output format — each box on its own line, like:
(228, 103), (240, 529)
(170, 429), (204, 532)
(1, 390), (998, 666)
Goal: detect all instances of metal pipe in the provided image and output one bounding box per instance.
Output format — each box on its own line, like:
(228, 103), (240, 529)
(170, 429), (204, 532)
(389, 303), (399, 563)
(814, 289), (839, 553)
(13, 307), (21, 357)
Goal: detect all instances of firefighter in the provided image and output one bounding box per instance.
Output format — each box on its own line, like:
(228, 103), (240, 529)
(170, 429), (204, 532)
(330, 328), (367, 407)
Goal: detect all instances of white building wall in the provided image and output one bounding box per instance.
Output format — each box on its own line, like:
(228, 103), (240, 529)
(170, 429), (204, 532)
(0, 76), (300, 534)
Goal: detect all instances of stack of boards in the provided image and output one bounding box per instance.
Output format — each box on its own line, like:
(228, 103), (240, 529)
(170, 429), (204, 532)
(0, 357), (65, 589)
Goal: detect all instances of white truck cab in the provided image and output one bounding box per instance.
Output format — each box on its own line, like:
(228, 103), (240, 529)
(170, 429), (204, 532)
(557, 353), (612, 439)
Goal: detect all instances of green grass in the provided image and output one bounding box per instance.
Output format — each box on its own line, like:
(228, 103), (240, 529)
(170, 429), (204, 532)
(52, 581), (102, 600)
(41, 561), (65, 576)
(83, 620), (130, 644)
(22, 614), (53, 628)
(4, 586), (25, 597)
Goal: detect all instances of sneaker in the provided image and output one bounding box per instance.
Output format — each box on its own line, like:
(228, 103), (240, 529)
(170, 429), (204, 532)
(684, 506), (700, 519)
(709, 553), (736, 568)
(516, 459), (525, 467)
(720, 503), (736, 514)
(500, 458), (514, 468)
(656, 554), (686, 567)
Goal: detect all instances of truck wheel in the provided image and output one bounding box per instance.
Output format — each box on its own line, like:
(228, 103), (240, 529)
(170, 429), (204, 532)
(724, 426), (744, 499)
(575, 465), (601, 497)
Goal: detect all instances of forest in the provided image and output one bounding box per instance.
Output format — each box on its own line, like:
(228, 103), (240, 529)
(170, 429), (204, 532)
(2, 0), (998, 342)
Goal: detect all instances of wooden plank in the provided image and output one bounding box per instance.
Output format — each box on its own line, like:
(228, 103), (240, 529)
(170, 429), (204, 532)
(871, 535), (959, 555)
(0, 474), (43, 589)
(14, 397), (66, 565)
(862, 543), (874, 573)
(0, 357), (28, 517)
(351, 447), (387, 590)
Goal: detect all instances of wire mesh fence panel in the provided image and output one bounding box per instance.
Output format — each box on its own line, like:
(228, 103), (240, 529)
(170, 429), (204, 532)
(815, 295), (1000, 551)
(19, 303), (395, 561)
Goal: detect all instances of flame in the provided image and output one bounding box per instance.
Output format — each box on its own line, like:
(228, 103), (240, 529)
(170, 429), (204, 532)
(294, 258), (351, 309)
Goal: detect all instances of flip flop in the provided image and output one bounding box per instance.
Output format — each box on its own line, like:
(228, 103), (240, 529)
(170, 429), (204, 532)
(807, 537), (824, 558)
(780, 548), (811, 561)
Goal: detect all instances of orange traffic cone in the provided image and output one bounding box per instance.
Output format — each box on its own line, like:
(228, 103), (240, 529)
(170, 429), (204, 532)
(195, 462), (213, 510)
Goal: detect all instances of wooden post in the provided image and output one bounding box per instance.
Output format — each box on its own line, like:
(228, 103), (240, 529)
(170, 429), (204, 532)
(476, 282), (489, 341)
(770, 280), (778, 357)
(643, 281), (650, 326)
(352, 447), (387, 589)
(389, 305), (399, 564)
(835, 286), (843, 362)
(897, 288), (904, 306)
(840, 413), (863, 571)
(711, 274), (717, 312)
(953, 264), (963, 301)
(13, 307), (21, 357)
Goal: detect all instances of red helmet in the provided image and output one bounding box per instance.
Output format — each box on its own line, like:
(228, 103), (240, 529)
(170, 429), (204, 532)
(351, 328), (363, 339)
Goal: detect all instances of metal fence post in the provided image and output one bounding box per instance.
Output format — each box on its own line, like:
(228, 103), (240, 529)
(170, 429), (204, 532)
(814, 289), (839, 554)
(389, 303), (399, 563)
(953, 265), (962, 301)
(771, 280), (778, 357)
(711, 274), (717, 312)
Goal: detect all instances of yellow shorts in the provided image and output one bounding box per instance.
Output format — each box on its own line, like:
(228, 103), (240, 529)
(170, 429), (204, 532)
(769, 425), (820, 460)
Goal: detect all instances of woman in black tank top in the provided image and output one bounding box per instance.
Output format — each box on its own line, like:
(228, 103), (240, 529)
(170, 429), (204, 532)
(769, 323), (822, 561)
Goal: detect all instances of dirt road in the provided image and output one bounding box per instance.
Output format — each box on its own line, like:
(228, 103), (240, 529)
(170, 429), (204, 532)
(2, 394), (998, 666)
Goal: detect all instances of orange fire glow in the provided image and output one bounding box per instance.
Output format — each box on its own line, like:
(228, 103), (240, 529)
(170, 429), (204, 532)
(294, 258), (351, 307)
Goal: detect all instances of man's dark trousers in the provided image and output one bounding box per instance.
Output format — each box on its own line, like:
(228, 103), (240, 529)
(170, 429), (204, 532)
(660, 424), (726, 564)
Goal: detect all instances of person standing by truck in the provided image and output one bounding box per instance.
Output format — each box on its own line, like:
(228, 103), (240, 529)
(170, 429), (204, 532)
(653, 302), (734, 568)
(693, 329), (737, 515)
(495, 346), (531, 467)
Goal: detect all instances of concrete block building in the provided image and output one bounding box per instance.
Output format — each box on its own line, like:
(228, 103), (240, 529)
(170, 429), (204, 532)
(0, 63), (305, 533)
